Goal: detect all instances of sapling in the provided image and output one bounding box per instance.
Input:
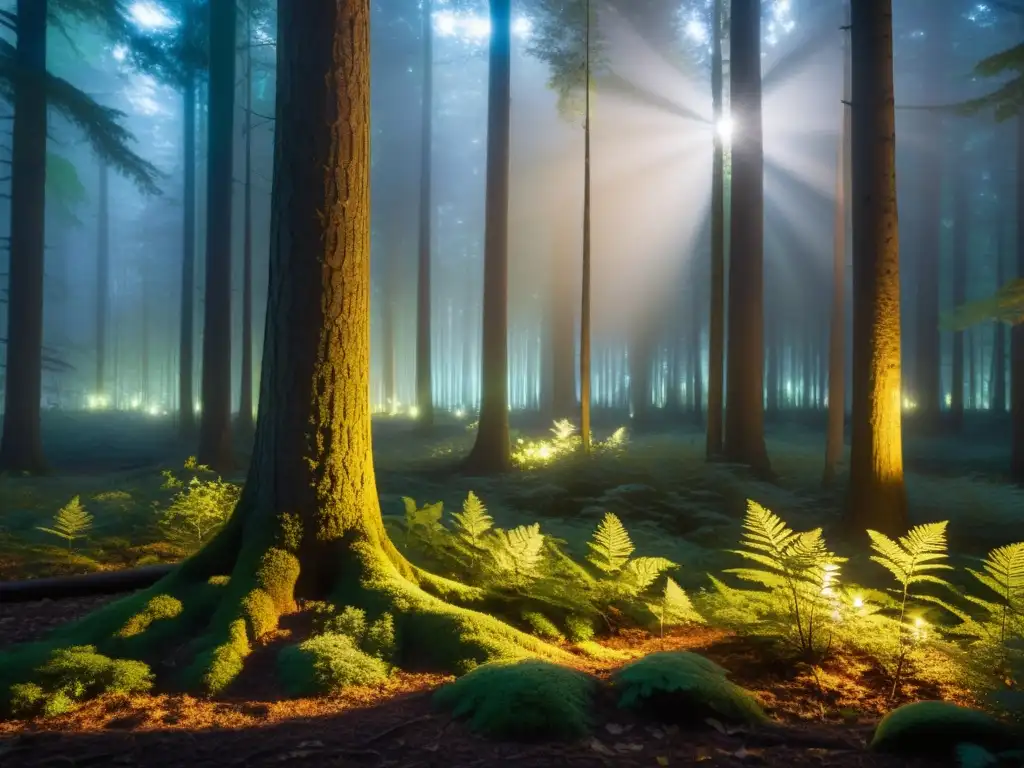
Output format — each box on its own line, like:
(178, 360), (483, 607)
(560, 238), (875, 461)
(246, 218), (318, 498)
(37, 496), (93, 555)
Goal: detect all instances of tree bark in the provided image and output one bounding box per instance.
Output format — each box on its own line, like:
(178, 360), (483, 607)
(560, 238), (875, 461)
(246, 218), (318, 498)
(993, 217), (1007, 413)
(96, 161), (109, 399)
(845, 0), (908, 536)
(1012, 86), (1024, 484)
(238, 0), (255, 438)
(705, 0), (725, 458)
(950, 158), (968, 431)
(0, 0), (48, 473)
(549, 198), (577, 418)
(580, 1), (592, 454)
(197, 0), (236, 472)
(415, 0), (435, 429)
(465, 0), (512, 473)
(824, 18), (850, 486)
(723, 0), (770, 474)
(179, 66), (197, 437)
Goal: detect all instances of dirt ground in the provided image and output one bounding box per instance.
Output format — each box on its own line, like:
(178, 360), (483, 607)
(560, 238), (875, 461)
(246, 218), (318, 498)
(0, 595), (961, 768)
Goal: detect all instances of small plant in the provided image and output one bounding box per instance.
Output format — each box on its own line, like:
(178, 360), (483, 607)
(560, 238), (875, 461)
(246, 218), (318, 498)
(277, 633), (390, 696)
(510, 419), (629, 468)
(586, 512), (676, 600)
(648, 577), (704, 640)
(37, 496), (93, 554)
(159, 459), (239, 553)
(707, 501), (845, 659)
(868, 521), (954, 696)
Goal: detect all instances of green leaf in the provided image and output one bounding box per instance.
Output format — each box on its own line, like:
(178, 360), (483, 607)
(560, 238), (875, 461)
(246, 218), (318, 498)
(586, 512), (634, 575)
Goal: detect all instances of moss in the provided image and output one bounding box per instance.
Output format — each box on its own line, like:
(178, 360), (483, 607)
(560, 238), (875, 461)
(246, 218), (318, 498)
(208, 575), (231, 586)
(278, 512), (303, 552)
(327, 606), (368, 642)
(255, 547), (300, 613)
(522, 611), (565, 641)
(117, 595), (184, 638)
(612, 651), (767, 725)
(196, 618), (251, 695)
(870, 701), (1019, 756)
(364, 613), (396, 661)
(41, 691), (76, 718)
(564, 614), (595, 643)
(240, 589), (279, 639)
(8, 683), (45, 717)
(276, 633), (389, 696)
(573, 640), (629, 661)
(434, 659), (596, 740)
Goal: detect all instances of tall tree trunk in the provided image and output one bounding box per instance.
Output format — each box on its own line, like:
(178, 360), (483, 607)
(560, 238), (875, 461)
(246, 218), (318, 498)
(824, 17), (850, 486)
(950, 159), (968, 431)
(464, 0), (512, 473)
(96, 161), (109, 399)
(238, 0), (255, 437)
(381, 247), (396, 409)
(1012, 84), (1024, 484)
(723, 0), (770, 473)
(765, 314), (779, 413)
(993, 219), (1007, 413)
(580, 0), (592, 454)
(415, 0), (435, 429)
(689, 284), (703, 416)
(197, 0), (236, 472)
(0, 0), (48, 472)
(141, 270), (150, 398)
(549, 198), (577, 418)
(179, 67), (197, 437)
(913, 11), (945, 429)
(846, 0), (908, 536)
(705, 0), (725, 458)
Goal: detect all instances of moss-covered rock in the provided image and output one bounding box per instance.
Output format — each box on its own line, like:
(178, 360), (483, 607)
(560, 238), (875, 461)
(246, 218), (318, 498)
(434, 659), (595, 741)
(277, 632), (389, 696)
(870, 701), (1020, 756)
(612, 650), (767, 725)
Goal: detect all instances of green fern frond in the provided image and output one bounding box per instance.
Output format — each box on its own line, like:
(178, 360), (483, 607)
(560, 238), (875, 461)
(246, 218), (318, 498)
(37, 496), (93, 552)
(647, 578), (703, 632)
(619, 556), (675, 594)
(868, 522), (953, 590)
(489, 524), (546, 587)
(451, 491), (493, 549)
(586, 513), (634, 575)
(969, 542), (1024, 607)
(737, 500), (799, 559)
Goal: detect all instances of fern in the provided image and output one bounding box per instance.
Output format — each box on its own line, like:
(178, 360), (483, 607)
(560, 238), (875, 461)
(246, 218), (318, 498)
(720, 500), (846, 658)
(647, 577), (703, 640)
(868, 521), (955, 695)
(587, 513), (634, 575)
(37, 496), (93, 554)
(963, 543), (1024, 646)
(489, 524), (546, 589)
(451, 492), (493, 556)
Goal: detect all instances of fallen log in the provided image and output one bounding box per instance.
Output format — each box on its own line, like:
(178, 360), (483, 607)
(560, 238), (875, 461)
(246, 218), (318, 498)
(0, 564), (174, 604)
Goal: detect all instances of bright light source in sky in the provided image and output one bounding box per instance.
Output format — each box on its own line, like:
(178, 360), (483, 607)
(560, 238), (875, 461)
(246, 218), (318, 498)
(716, 116), (734, 141)
(129, 1), (176, 30)
(434, 11), (532, 40)
(112, 44), (128, 62)
(684, 19), (707, 44)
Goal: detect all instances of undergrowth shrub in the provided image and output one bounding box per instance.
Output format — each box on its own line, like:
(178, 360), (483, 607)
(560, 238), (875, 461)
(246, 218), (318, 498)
(159, 457), (240, 553)
(511, 419), (627, 468)
(36, 496), (93, 554)
(277, 633), (389, 696)
(308, 603), (397, 662)
(434, 659), (596, 740)
(10, 646), (153, 718)
(393, 494), (701, 641)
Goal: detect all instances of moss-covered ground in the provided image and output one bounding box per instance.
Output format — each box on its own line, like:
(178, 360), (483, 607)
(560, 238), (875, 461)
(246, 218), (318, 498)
(0, 409), (1019, 767)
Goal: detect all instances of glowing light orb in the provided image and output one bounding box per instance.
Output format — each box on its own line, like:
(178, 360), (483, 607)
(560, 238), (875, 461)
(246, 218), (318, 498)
(112, 44), (128, 62)
(409, 405), (421, 419)
(852, 596), (864, 609)
(453, 408), (465, 419)
(86, 394), (110, 410)
(944, 393), (952, 407)
(716, 116), (734, 141)
(902, 396), (917, 411)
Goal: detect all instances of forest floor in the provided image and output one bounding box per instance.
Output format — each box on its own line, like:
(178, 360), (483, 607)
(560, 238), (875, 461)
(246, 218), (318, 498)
(0, 409), (1021, 766)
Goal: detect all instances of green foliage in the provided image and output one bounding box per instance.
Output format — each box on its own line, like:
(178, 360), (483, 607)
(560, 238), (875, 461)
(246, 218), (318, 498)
(36, 496), (93, 554)
(45, 152), (87, 225)
(959, 43), (1024, 122)
(941, 280), (1024, 330)
(159, 459), (240, 553)
(522, 611), (565, 641)
(490, 523), (546, 589)
(434, 659), (596, 740)
(869, 522), (956, 693)
(450, 491), (493, 569)
(9, 645), (153, 718)
(648, 577), (704, 637)
(276, 633), (389, 696)
(587, 512), (634, 574)
(708, 500), (846, 659)
(564, 613), (595, 643)
(959, 543), (1024, 647)
(612, 651), (767, 725)
(117, 594), (183, 638)
(309, 603), (396, 662)
(870, 701), (1017, 756)
(511, 420), (628, 468)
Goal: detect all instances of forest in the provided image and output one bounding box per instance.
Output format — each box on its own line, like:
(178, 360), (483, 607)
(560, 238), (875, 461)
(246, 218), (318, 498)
(1, 0), (1023, 766)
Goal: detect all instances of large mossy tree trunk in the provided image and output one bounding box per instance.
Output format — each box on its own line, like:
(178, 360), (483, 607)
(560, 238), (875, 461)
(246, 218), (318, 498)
(415, 0), (435, 430)
(0, 0), (48, 473)
(1012, 86), (1024, 484)
(845, 0), (908, 536)
(465, 0), (512, 473)
(197, 0), (236, 472)
(179, 65), (198, 437)
(723, 0), (770, 474)
(0, 1), (561, 699)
